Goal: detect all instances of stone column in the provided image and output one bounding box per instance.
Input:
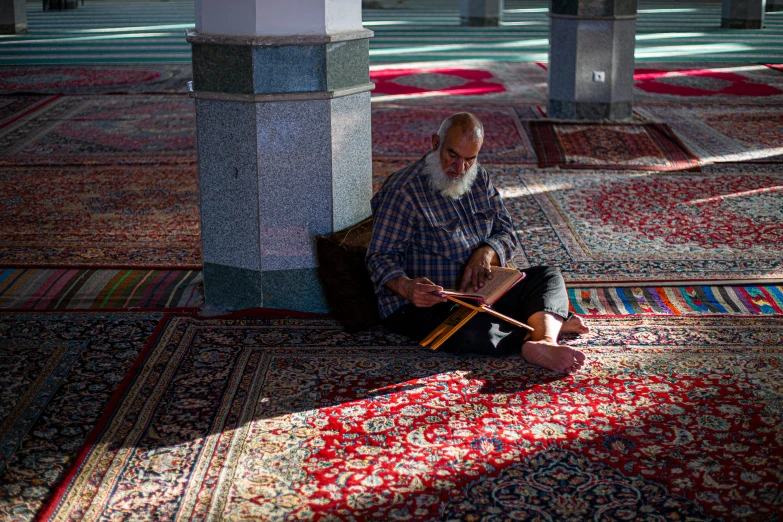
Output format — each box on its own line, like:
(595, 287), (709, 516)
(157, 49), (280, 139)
(767, 0), (783, 12)
(722, 0), (766, 27)
(189, 0), (373, 313)
(547, 0), (637, 120)
(461, 0), (504, 26)
(0, 0), (27, 34)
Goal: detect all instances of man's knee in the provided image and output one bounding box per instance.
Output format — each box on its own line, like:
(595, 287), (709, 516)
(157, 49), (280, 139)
(525, 265), (566, 289)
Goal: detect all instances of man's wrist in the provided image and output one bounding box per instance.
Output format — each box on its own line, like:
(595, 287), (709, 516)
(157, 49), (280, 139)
(385, 275), (412, 301)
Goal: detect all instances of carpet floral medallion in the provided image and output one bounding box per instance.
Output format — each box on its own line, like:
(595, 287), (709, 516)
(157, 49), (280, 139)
(372, 104), (537, 163)
(370, 62), (549, 104)
(39, 315), (783, 521)
(0, 65), (193, 94)
(371, 67), (506, 97)
(633, 65), (783, 103)
(0, 311), (165, 522)
(635, 104), (783, 163)
(0, 94), (196, 165)
(0, 164), (201, 268)
(529, 121), (701, 171)
(494, 164), (783, 285)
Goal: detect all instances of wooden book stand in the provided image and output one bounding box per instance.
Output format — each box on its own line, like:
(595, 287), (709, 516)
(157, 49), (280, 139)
(420, 295), (534, 350)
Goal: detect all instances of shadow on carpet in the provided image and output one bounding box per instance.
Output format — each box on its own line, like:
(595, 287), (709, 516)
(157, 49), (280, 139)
(35, 314), (783, 521)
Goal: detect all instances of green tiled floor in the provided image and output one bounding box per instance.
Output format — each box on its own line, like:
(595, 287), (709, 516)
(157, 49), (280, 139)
(0, 0), (781, 65)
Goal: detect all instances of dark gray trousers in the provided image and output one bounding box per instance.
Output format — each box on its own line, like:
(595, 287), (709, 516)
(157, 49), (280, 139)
(382, 266), (570, 356)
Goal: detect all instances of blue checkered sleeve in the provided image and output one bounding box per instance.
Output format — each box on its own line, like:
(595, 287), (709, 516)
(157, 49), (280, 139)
(366, 185), (417, 292)
(482, 177), (517, 267)
(367, 158), (519, 319)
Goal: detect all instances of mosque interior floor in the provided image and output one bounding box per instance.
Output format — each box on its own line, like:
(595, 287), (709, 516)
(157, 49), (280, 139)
(0, 0), (782, 520)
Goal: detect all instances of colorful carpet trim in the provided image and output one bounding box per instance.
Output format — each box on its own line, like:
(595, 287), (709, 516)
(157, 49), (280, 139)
(529, 121), (701, 171)
(39, 315), (783, 520)
(0, 268), (202, 310)
(0, 65), (192, 94)
(0, 164), (201, 268)
(0, 94), (195, 166)
(569, 284), (783, 316)
(0, 311), (165, 522)
(372, 104), (537, 163)
(494, 164), (783, 285)
(636, 104), (783, 163)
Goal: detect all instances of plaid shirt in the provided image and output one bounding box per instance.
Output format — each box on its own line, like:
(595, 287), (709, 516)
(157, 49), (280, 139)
(366, 155), (518, 319)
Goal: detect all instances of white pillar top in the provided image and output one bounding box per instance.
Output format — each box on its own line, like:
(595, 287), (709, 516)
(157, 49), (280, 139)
(196, 0), (363, 37)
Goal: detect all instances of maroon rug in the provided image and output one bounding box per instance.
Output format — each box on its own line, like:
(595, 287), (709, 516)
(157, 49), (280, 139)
(529, 121), (701, 171)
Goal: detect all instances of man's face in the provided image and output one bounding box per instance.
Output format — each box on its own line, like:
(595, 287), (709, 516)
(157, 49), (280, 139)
(432, 127), (482, 179)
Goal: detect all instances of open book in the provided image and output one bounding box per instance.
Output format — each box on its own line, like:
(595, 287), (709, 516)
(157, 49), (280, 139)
(437, 266), (526, 306)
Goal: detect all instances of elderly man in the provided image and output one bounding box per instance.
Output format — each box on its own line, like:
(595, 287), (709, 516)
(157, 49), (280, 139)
(366, 112), (588, 374)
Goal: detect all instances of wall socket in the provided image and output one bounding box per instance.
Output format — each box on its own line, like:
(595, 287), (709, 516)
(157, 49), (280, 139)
(593, 71), (606, 82)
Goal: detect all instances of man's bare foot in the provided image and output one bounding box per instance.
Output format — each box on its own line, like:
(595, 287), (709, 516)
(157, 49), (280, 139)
(522, 340), (586, 374)
(561, 314), (590, 335)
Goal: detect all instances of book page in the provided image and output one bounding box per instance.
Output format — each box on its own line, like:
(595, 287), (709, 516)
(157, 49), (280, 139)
(441, 267), (523, 304)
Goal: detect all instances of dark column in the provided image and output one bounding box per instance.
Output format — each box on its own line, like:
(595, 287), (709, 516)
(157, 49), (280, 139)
(547, 0), (637, 120)
(461, 0), (504, 26)
(0, 0), (27, 34)
(722, 0), (766, 28)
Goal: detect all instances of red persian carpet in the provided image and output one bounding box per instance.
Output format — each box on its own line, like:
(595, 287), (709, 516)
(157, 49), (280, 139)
(372, 104), (537, 163)
(0, 164), (201, 268)
(0, 311), (166, 521)
(635, 104), (783, 163)
(371, 67), (506, 97)
(39, 314), (782, 520)
(0, 94), (196, 166)
(529, 121), (701, 171)
(369, 63), (549, 104)
(0, 65), (192, 94)
(493, 163), (783, 285)
(634, 66), (783, 101)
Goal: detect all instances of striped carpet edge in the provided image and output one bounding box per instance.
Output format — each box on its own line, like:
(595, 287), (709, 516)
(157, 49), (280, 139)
(2, 267), (781, 315)
(569, 285), (783, 316)
(0, 268), (202, 310)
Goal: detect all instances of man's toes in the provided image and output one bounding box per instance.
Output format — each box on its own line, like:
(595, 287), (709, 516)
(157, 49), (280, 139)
(572, 348), (586, 364)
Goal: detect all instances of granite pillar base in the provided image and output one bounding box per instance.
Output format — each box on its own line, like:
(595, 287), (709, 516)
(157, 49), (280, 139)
(0, 0), (27, 34)
(549, 100), (632, 120)
(189, 30), (373, 314)
(461, 0), (503, 26)
(721, 0), (765, 28)
(548, 15), (636, 121)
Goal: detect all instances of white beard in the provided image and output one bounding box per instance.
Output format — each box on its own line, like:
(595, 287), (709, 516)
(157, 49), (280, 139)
(424, 149), (479, 200)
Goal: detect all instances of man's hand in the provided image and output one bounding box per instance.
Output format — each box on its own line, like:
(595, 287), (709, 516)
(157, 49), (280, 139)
(386, 276), (448, 308)
(460, 245), (500, 292)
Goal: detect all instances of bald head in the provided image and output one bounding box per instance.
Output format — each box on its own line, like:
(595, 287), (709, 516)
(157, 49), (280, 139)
(436, 112), (484, 143)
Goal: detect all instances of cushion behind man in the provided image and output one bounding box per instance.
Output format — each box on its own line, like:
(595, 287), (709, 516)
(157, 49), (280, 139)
(316, 217), (381, 332)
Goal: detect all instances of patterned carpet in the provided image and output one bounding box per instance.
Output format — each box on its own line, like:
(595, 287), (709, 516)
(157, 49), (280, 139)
(492, 163), (783, 285)
(35, 314), (783, 521)
(569, 284), (783, 315)
(0, 164), (201, 268)
(372, 104), (538, 163)
(636, 103), (783, 163)
(0, 268), (202, 310)
(0, 311), (166, 522)
(0, 65), (192, 95)
(529, 121), (701, 171)
(0, 94), (196, 166)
